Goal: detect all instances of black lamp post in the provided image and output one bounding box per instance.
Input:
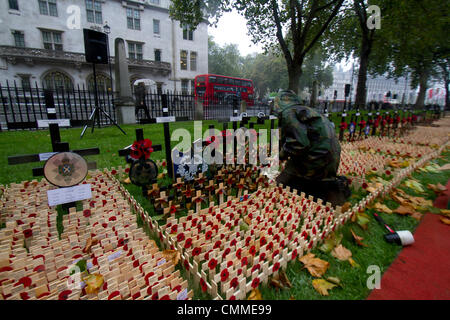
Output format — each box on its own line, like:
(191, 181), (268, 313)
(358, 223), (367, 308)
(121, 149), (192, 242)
(103, 22), (113, 94)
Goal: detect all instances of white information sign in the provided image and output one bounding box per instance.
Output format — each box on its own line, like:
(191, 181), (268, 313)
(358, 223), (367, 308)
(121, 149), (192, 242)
(156, 116), (176, 123)
(39, 152), (58, 161)
(37, 119), (71, 128)
(47, 184), (92, 206)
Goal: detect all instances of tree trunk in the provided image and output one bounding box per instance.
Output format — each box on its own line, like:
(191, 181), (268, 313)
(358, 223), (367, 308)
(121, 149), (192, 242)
(287, 65), (302, 94)
(355, 37), (371, 109)
(415, 70), (429, 109)
(309, 80), (318, 108)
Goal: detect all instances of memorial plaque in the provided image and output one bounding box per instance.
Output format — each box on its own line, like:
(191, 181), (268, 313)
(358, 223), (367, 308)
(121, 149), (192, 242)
(44, 152), (88, 187)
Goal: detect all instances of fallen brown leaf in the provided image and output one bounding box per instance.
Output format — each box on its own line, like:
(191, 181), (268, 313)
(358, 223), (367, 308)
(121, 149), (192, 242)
(428, 183), (447, 194)
(299, 253), (329, 278)
(350, 229), (368, 247)
(331, 244), (352, 261)
(394, 205), (415, 215)
(440, 217), (450, 225)
(410, 211), (423, 221)
(162, 249), (181, 266)
(247, 289), (262, 300)
(312, 279), (336, 296)
(373, 203), (393, 214)
(341, 202), (351, 213)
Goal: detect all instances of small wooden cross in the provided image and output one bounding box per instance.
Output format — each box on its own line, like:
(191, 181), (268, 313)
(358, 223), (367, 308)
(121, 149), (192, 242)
(215, 183), (227, 205)
(155, 191), (169, 209)
(192, 190), (206, 213)
(195, 173), (206, 189)
(164, 201), (181, 216)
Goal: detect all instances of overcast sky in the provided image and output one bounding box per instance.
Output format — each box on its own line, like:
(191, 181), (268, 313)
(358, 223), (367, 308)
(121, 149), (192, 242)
(207, 10), (264, 56)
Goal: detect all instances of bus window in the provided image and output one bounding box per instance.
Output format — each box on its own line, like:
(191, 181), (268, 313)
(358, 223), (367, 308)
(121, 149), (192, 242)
(210, 76), (217, 83)
(196, 86), (206, 96)
(196, 76), (205, 83)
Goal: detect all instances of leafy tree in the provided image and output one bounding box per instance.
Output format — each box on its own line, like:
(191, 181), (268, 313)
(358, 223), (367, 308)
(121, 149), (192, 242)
(208, 36), (244, 77)
(170, 0), (345, 93)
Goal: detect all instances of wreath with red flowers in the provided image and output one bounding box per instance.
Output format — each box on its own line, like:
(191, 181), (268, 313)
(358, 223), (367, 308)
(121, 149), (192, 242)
(130, 139), (154, 160)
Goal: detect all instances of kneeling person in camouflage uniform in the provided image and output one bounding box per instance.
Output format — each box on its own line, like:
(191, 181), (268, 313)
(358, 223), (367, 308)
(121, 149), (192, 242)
(272, 90), (350, 206)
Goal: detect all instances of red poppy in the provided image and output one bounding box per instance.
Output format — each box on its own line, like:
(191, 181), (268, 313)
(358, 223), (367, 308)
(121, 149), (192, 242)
(170, 224), (178, 234)
(214, 240), (221, 249)
(220, 269), (230, 282)
(291, 250), (298, 260)
(273, 262), (281, 272)
(200, 278), (207, 292)
(236, 248), (242, 259)
(230, 277), (239, 289)
(222, 247), (231, 259)
(23, 229), (32, 239)
(208, 258), (218, 270)
(272, 250), (280, 259)
(251, 277), (260, 289)
(184, 238), (193, 249)
(251, 264), (261, 273)
(241, 257), (248, 267)
(205, 230), (213, 240)
(267, 242), (273, 251)
(183, 259), (190, 271)
(249, 245), (256, 256)
(192, 247), (201, 256)
(385, 170), (392, 175)
(177, 233), (185, 242)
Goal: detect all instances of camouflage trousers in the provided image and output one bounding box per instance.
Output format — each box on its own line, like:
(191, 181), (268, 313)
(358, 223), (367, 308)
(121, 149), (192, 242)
(276, 172), (351, 207)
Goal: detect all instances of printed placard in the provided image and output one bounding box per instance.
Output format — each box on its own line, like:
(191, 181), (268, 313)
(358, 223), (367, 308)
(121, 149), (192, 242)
(37, 119), (71, 128)
(156, 116), (176, 123)
(39, 152), (58, 161)
(269, 115), (278, 120)
(177, 288), (188, 300)
(230, 116), (242, 122)
(47, 184), (92, 206)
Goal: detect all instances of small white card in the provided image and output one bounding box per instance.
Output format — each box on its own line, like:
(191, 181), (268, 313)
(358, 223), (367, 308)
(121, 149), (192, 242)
(356, 113), (361, 116)
(156, 116), (175, 123)
(47, 108), (56, 114)
(342, 113), (347, 117)
(230, 116), (242, 122)
(269, 115), (278, 120)
(39, 152), (57, 161)
(37, 119), (71, 128)
(157, 258), (166, 266)
(47, 184), (92, 206)
(368, 113), (372, 116)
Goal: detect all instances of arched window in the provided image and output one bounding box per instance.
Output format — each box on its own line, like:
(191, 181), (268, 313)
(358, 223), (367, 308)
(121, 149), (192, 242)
(87, 73), (111, 93)
(43, 70), (73, 91)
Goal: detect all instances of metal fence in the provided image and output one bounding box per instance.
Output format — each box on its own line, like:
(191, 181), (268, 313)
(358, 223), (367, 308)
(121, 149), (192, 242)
(0, 81), (272, 130)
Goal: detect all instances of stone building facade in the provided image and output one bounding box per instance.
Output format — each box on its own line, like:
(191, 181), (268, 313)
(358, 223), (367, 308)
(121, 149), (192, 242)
(0, 0), (208, 93)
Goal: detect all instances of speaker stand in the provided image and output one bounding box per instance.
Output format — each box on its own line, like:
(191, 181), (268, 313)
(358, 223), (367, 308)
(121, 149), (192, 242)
(80, 63), (126, 138)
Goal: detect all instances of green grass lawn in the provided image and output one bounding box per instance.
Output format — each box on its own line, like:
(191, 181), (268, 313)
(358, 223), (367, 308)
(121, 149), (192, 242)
(0, 122), (448, 300)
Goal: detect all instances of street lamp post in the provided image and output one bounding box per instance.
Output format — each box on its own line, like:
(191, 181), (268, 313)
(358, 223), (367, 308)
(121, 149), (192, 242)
(103, 22), (113, 95)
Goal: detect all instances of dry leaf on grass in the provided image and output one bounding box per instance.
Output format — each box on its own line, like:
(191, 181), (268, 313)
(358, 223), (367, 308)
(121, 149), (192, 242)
(312, 279), (337, 296)
(348, 258), (360, 268)
(298, 253), (329, 278)
(437, 163), (450, 171)
(440, 209), (450, 217)
(319, 232), (343, 253)
(350, 229), (368, 247)
(409, 211), (423, 221)
(269, 270), (292, 290)
(440, 217), (450, 225)
(326, 277), (342, 287)
(341, 202), (351, 213)
(122, 177), (131, 184)
(162, 249), (181, 266)
(331, 244), (352, 261)
(247, 289), (262, 300)
(394, 205), (416, 215)
(428, 183), (447, 194)
(373, 202), (393, 214)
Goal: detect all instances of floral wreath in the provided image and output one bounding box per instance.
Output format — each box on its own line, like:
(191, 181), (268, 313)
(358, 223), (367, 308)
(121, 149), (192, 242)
(130, 139), (154, 160)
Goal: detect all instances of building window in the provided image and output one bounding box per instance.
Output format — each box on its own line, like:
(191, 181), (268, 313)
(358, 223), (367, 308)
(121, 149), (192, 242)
(154, 49), (161, 62)
(182, 25), (193, 41)
(190, 80), (195, 93)
(87, 73), (111, 92)
(128, 42), (143, 60)
(42, 30), (63, 51)
(19, 75), (31, 90)
(9, 0), (19, 10)
(156, 82), (163, 94)
(180, 50), (187, 70)
(39, 0), (57, 17)
(43, 71), (73, 91)
(190, 52), (197, 71)
(181, 79), (189, 94)
(153, 19), (160, 35)
(127, 8), (141, 30)
(149, 0), (160, 5)
(86, 0), (102, 24)
(12, 30), (25, 47)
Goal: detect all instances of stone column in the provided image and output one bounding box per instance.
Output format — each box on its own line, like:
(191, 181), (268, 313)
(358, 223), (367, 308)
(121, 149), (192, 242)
(194, 100), (203, 120)
(114, 38), (135, 124)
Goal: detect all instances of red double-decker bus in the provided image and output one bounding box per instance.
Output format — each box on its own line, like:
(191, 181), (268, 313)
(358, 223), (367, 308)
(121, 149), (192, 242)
(194, 74), (254, 107)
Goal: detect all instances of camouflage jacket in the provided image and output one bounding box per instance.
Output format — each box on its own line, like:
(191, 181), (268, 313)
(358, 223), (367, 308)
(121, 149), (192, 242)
(272, 91), (341, 181)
